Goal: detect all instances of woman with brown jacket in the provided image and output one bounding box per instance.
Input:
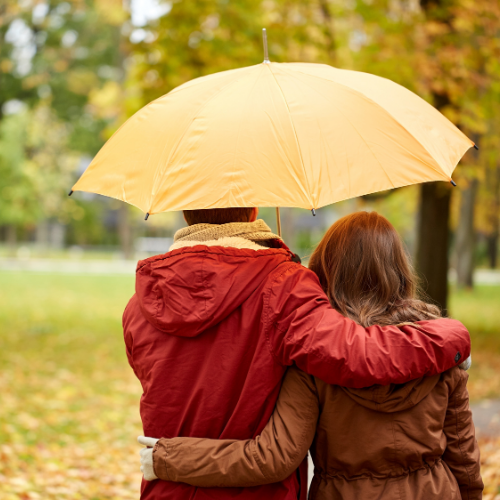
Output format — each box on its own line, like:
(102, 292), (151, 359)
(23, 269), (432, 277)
(140, 212), (483, 500)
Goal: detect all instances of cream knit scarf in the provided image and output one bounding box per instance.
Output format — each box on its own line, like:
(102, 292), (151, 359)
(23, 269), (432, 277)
(170, 220), (281, 251)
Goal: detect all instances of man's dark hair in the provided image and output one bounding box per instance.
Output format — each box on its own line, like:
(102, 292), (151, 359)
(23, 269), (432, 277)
(183, 208), (254, 226)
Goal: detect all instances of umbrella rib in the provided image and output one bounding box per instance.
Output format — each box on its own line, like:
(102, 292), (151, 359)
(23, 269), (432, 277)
(150, 76), (250, 212)
(266, 65), (314, 209)
(286, 67), (458, 178)
(74, 91), (169, 202)
(279, 67), (396, 191)
(228, 65), (266, 206)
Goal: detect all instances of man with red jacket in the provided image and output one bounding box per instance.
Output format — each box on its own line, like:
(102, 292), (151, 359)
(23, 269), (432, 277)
(124, 207), (470, 500)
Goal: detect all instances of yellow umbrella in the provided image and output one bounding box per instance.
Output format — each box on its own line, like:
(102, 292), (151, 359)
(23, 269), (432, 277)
(71, 33), (474, 220)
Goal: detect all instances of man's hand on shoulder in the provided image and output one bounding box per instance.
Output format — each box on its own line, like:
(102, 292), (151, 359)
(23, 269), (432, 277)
(459, 354), (472, 371)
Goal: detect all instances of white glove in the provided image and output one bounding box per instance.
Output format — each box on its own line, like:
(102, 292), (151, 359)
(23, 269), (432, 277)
(138, 436), (159, 481)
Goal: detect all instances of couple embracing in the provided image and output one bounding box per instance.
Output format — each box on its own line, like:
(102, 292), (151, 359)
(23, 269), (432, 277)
(124, 207), (483, 500)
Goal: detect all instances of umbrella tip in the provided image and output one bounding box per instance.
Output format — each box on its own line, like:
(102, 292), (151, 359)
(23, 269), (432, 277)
(145, 212), (150, 221)
(450, 179), (457, 187)
(473, 144), (479, 150)
(311, 208), (316, 216)
(68, 190), (73, 196)
(262, 28), (270, 64)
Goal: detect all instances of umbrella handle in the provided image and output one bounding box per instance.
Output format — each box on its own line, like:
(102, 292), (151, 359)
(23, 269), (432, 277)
(276, 207), (282, 237)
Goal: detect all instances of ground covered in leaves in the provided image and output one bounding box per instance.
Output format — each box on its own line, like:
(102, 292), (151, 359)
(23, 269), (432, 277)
(0, 272), (141, 499)
(0, 271), (499, 499)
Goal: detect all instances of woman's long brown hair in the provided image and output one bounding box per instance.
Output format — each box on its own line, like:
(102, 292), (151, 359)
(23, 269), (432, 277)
(308, 211), (440, 327)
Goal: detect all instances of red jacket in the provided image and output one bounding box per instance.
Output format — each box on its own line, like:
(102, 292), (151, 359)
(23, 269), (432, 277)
(123, 241), (470, 500)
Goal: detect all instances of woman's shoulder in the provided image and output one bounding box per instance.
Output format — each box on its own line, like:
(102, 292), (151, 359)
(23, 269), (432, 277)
(437, 364), (469, 395)
(431, 366), (473, 427)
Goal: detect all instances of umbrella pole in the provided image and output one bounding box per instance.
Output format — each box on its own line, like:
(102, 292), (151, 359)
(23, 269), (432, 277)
(262, 28), (270, 63)
(276, 207), (282, 237)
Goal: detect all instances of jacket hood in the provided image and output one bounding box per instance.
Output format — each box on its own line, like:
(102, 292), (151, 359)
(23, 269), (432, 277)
(135, 238), (292, 337)
(342, 373), (441, 413)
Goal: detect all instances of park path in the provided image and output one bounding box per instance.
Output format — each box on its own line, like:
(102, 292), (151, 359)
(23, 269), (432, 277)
(1, 257), (500, 283)
(0, 257), (136, 274)
(471, 400), (500, 438)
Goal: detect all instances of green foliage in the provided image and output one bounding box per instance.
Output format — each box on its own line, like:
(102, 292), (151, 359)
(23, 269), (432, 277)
(1, 0), (499, 257)
(64, 199), (109, 246)
(1, 0), (126, 148)
(0, 105), (80, 226)
(0, 110), (37, 225)
(0, 0), (129, 236)
(128, 0), (354, 106)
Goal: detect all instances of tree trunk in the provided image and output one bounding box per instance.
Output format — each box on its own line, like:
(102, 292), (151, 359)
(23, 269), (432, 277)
(118, 204), (134, 259)
(486, 164), (500, 269)
(318, 0), (337, 65)
(487, 232), (498, 269)
(414, 88), (455, 313)
(416, 0), (456, 314)
(416, 182), (452, 313)
(49, 221), (66, 249)
(6, 224), (17, 255)
(455, 178), (478, 288)
(35, 220), (49, 248)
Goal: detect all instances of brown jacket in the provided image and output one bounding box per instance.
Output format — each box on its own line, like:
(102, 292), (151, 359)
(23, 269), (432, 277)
(152, 366), (483, 500)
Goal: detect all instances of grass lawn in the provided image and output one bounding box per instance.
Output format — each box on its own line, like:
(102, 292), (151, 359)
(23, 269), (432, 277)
(0, 271), (499, 499)
(450, 286), (500, 400)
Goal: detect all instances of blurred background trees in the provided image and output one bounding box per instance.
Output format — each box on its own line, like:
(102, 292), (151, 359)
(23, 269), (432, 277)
(1, 0), (499, 311)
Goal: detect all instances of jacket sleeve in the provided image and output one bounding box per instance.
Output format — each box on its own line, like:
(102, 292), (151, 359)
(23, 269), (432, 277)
(152, 367), (319, 487)
(265, 264), (471, 388)
(443, 369), (484, 500)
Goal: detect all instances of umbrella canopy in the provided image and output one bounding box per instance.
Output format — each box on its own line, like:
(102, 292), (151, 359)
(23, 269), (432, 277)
(71, 62), (474, 215)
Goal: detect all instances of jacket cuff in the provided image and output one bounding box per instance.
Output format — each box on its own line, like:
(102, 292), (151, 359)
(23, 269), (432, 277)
(152, 438), (171, 481)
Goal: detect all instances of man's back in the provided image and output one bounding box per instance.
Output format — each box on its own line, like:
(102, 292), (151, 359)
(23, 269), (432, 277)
(124, 240), (302, 499)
